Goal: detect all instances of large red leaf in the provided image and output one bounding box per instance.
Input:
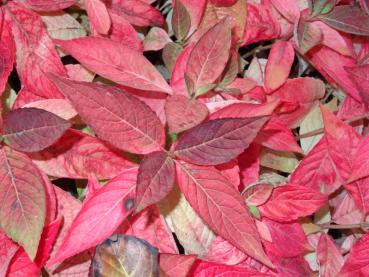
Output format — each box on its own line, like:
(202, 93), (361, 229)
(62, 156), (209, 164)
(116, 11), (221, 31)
(0, 11), (14, 95)
(317, 233), (344, 277)
(0, 146), (46, 260)
(55, 37), (172, 94)
(2, 108), (71, 152)
(30, 129), (136, 179)
(345, 64), (369, 109)
(160, 254), (197, 277)
(190, 260), (268, 276)
(15, 0), (76, 11)
(49, 76), (165, 154)
(185, 18), (231, 94)
(165, 95), (209, 133)
(47, 167), (138, 266)
(85, 0), (111, 35)
(0, 232), (19, 276)
(135, 151), (175, 212)
(264, 40), (294, 91)
(4, 2), (67, 99)
(175, 161), (273, 268)
(259, 184), (327, 222)
(339, 232), (369, 276)
(174, 117), (268, 166)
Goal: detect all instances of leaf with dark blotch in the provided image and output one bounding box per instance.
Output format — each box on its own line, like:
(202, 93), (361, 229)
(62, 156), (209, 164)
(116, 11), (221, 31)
(49, 75), (165, 154)
(93, 234), (158, 277)
(174, 117), (269, 166)
(3, 108), (71, 152)
(319, 5), (369, 36)
(135, 151), (175, 212)
(0, 146), (46, 260)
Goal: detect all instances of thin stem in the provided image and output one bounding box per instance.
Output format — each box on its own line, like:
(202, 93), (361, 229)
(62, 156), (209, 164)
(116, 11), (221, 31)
(242, 44), (274, 60)
(319, 222), (369, 230)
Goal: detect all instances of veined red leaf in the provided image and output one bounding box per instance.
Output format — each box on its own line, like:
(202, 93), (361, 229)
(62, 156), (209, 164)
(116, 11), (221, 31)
(47, 167), (138, 266)
(349, 134), (369, 183)
(55, 37), (172, 94)
(6, 248), (39, 277)
(264, 40), (294, 91)
(119, 206), (178, 254)
(14, 0), (76, 11)
(319, 5), (369, 36)
(172, 0), (191, 41)
(2, 108), (71, 152)
(135, 151), (175, 212)
(0, 232), (19, 276)
(270, 0), (300, 22)
(345, 64), (369, 107)
(105, 0), (164, 27)
(23, 99), (77, 120)
(30, 129), (136, 179)
(238, 143), (261, 190)
(243, 183), (274, 206)
(165, 95), (208, 133)
(143, 27), (171, 51)
(185, 18), (231, 94)
(317, 233), (344, 277)
(259, 184), (327, 222)
(359, 0), (369, 14)
(85, 0), (111, 35)
(345, 177), (369, 216)
(190, 260), (268, 276)
(160, 254), (197, 277)
(0, 146), (46, 260)
(4, 2), (67, 99)
(339, 232), (369, 276)
(0, 11), (14, 95)
(49, 76), (165, 154)
(175, 161), (273, 268)
(93, 234), (158, 277)
(174, 117), (268, 166)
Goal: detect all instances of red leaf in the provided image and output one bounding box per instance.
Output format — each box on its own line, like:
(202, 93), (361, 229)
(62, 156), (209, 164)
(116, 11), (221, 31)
(0, 232), (19, 276)
(55, 37), (172, 94)
(349, 134), (369, 183)
(165, 95), (209, 133)
(85, 0), (111, 35)
(346, 64), (369, 107)
(173, 0), (207, 34)
(160, 254), (197, 277)
(238, 143), (261, 190)
(317, 233), (344, 277)
(174, 117), (268, 166)
(119, 206), (178, 254)
(49, 76), (165, 154)
(172, 0), (191, 40)
(0, 146), (46, 260)
(270, 0), (300, 23)
(190, 260), (268, 276)
(106, 0), (164, 27)
(47, 167), (138, 266)
(4, 2), (67, 99)
(185, 18), (231, 94)
(3, 108), (71, 152)
(0, 11), (14, 95)
(23, 99), (77, 120)
(243, 183), (274, 206)
(143, 27), (172, 51)
(264, 40), (294, 91)
(339, 232), (369, 276)
(30, 129), (136, 179)
(15, 0), (76, 11)
(175, 161), (273, 268)
(135, 151), (175, 212)
(345, 177), (369, 216)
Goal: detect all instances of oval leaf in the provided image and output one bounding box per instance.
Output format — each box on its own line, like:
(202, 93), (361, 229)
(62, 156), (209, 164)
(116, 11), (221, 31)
(49, 76), (165, 154)
(174, 117), (268, 166)
(172, 0), (191, 41)
(3, 108), (71, 152)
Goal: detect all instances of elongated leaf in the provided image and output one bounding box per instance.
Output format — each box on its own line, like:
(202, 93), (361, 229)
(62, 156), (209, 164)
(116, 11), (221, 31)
(3, 108), (71, 152)
(317, 233), (344, 277)
(0, 146), (46, 260)
(259, 184), (327, 222)
(165, 95), (208, 133)
(47, 167), (138, 265)
(135, 151), (175, 212)
(186, 18), (231, 93)
(319, 5), (369, 35)
(175, 161), (273, 268)
(174, 117), (268, 166)
(55, 36), (172, 94)
(93, 234), (158, 277)
(49, 76), (165, 154)
(160, 254), (196, 277)
(172, 0), (191, 41)
(15, 0), (76, 11)
(85, 0), (111, 35)
(0, 11), (14, 95)
(30, 129), (136, 179)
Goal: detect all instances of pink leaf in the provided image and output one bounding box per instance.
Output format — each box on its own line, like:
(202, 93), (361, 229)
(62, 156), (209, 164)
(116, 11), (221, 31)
(0, 232), (20, 276)
(165, 95), (209, 133)
(0, 146), (46, 260)
(174, 117), (268, 166)
(175, 161), (273, 268)
(345, 64), (369, 107)
(190, 260), (268, 276)
(135, 151), (175, 212)
(23, 99), (78, 120)
(185, 18), (231, 93)
(160, 254), (197, 277)
(243, 183), (274, 207)
(14, 0), (76, 11)
(55, 37), (172, 94)
(264, 40), (294, 91)
(0, 11), (14, 95)
(49, 76), (165, 154)
(47, 167), (138, 266)
(3, 108), (71, 152)
(143, 27), (172, 51)
(259, 184), (327, 222)
(317, 233), (344, 277)
(85, 0), (111, 35)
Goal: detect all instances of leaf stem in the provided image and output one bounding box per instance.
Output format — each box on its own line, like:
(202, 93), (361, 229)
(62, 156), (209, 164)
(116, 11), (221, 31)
(319, 222), (369, 230)
(242, 43), (274, 60)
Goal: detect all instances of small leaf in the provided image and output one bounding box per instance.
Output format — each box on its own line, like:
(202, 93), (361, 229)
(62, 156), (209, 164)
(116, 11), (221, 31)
(174, 117), (268, 166)
(317, 233), (344, 276)
(311, 0), (336, 16)
(319, 5), (369, 35)
(85, 0), (111, 35)
(160, 254), (197, 277)
(172, 0), (191, 41)
(3, 108), (71, 152)
(93, 234), (158, 277)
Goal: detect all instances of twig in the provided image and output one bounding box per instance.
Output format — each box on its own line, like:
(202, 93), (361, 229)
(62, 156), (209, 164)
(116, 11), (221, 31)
(319, 223), (369, 230)
(242, 44), (274, 60)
